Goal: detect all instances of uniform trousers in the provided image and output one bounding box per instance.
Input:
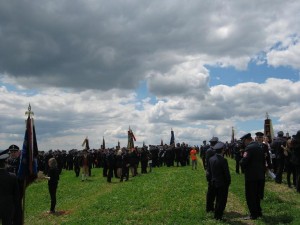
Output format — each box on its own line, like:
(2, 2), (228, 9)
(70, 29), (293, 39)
(245, 179), (264, 218)
(48, 183), (57, 212)
(206, 181), (216, 212)
(214, 185), (229, 220)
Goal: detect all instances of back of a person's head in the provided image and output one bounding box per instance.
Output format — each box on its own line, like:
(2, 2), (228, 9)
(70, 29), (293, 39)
(49, 157), (58, 168)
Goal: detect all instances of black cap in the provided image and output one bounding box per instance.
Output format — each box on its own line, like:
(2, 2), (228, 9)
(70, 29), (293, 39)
(213, 142), (225, 152)
(255, 132), (264, 137)
(8, 144), (19, 151)
(209, 137), (219, 143)
(292, 130), (300, 139)
(277, 131), (284, 136)
(0, 149), (10, 161)
(240, 133), (251, 140)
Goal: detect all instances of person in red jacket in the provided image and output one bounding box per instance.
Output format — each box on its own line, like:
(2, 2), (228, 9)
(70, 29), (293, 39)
(190, 146), (198, 170)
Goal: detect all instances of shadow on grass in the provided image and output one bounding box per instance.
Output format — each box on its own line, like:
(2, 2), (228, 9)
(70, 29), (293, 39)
(223, 211), (294, 225)
(224, 211), (253, 225)
(261, 214), (293, 224)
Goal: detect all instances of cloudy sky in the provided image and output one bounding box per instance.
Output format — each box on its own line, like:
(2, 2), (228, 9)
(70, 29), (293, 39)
(1, 0), (299, 150)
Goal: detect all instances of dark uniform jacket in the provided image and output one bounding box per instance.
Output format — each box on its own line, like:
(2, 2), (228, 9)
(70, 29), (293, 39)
(6, 157), (20, 175)
(207, 154), (231, 187)
(47, 167), (59, 186)
(0, 169), (20, 220)
(271, 137), (286, 159)
(240, 141), (265, 181)
(205, 147), (215, 170)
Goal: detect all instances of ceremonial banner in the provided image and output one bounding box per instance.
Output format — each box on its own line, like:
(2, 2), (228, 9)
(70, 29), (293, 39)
(18, 109), (38, 187)
(231, 127), (235, 143)
(170, 129), (175, 145)
(102, 136), (106, 149)
(17, 105), (39, 224)
(127, 127), (136, 149)
(264, 113), (274, 140)
(82, 137), (90, 150)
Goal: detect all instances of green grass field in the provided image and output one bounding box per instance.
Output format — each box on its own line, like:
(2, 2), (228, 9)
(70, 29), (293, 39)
(24, 158), (300, 225)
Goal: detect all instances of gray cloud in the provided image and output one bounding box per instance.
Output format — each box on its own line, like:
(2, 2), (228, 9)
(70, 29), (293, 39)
(1, 0), (298, 90)
(1, 1), (300, 149)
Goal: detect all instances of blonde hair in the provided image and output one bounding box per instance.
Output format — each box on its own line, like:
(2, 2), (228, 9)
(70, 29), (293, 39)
(48, 158), (57, 168)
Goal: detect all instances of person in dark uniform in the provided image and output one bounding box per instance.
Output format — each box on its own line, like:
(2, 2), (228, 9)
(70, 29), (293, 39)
(106, 149), (115, 183)
(6, 145), (21, 175)
(200, 140), (209, 170)
(101, 149), (108, 177)
(233, 141), (243, 174)
(206, 142), (231, 221)
(240, 133), (265, 220)
(44, 158), (60, 213)
(7, 144), (23, 225)
(271, 131), (287, 184)
(255, 132), (272, 178)
(120, 148), (130, 182)
(291, 131), (300, 192)
(140, 147), (149, 173)
(73, 151), (81, 177)
(174, 143), (181, 167)
(205, 137), (218, 212)
(0, 149), (20, 225)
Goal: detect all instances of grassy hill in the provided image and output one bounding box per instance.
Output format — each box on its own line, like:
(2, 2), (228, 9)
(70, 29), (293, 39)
(24, 158), (300, 225)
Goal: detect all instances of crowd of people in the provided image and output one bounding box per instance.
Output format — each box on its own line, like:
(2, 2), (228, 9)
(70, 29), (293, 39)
(1, 129), (300, 224)
(201, 130), (300, 221)
(37, 143), (198, 182)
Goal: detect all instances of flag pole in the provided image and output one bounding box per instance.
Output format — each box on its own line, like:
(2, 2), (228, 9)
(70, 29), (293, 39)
(22, 103), (39, 224)
(21, 104), (34, 225)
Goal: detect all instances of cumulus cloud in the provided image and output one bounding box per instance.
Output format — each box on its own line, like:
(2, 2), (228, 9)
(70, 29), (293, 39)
(147, 60), (210, 98)
(267, 40), (300, 69)
(1, 77), (300, 149)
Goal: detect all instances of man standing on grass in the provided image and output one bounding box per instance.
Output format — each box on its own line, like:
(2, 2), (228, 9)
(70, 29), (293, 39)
(205, 137), (218, 212)
(200, 140), (209, 170)
(240, 133), (265, 220)
(271, 131), (286, 184)
(0, 149), (20, 225)
(206, 142), (231, 221)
